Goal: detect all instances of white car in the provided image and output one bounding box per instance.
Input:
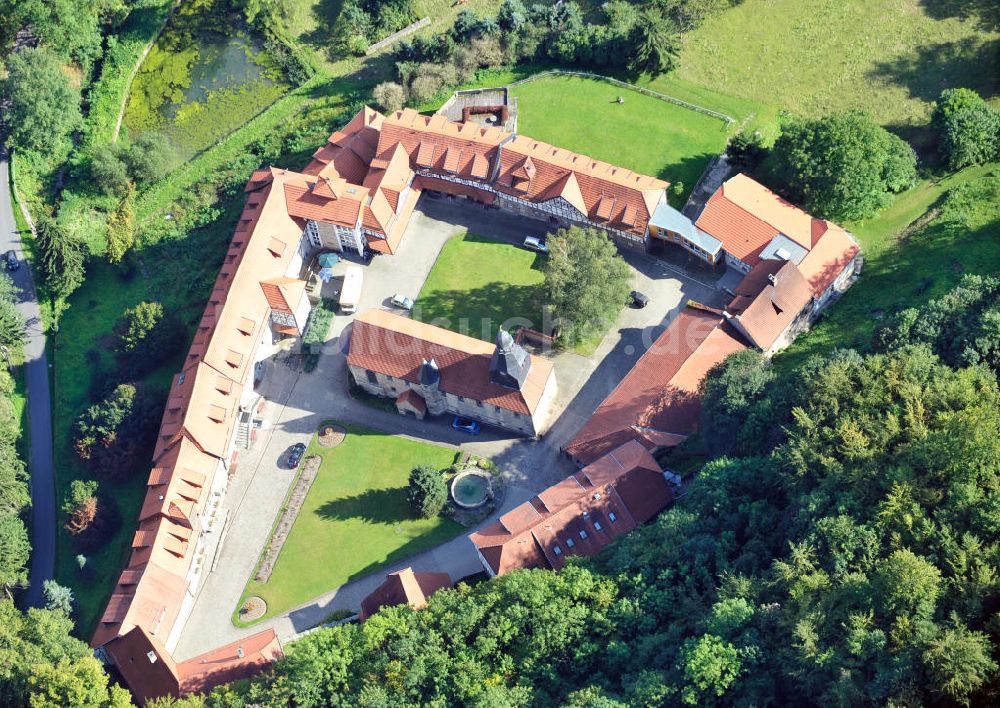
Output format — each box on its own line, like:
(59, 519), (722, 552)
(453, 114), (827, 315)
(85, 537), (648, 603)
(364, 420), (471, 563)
(523, 236), (548, 253)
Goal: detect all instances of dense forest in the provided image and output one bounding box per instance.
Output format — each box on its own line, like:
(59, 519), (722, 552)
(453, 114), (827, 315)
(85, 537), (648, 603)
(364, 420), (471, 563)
(144, 281), (1000, 706)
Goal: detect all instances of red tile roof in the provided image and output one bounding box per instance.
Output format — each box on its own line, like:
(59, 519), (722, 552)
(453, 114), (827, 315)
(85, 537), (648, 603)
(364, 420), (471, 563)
(564, 306), (748, 464)
(358, 567), (452, 621)
(107, 626), (283, 705)
(696, 174), (857, 270)
(797, 224), (860, 296)
(94, 170), (307, 655)
(727, 260), (813, 350)
(347, 310), (554, 416)
(470, 441), (671, 575)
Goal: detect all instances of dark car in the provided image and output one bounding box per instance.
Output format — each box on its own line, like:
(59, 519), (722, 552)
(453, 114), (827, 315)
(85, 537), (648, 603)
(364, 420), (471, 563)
(451, 416), (481, 435)
(286, 442), (306, 469)
(629, 290), (649, 308)
(5, 250), (18, 272)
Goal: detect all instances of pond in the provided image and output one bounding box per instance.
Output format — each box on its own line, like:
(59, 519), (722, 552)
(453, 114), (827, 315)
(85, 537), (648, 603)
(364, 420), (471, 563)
(451, 470), (492, 509)
(125, 23), (288, 160)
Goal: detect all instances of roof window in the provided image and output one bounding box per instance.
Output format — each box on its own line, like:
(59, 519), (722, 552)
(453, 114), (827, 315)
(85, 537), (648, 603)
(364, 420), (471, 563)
(565, 537), (575, 548)
(608, 511), (618, 523)
(553, 545), (562, 556)
(594, 521), (602, 531)
(579, 530), (588, 540)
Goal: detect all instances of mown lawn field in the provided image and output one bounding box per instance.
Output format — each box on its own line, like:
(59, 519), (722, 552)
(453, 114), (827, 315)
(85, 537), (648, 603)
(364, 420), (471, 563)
(509, 75), (734, 202)
(415, 231), (547, 342)
(673, 0), (999, 130)
(239, 422), (462, 621)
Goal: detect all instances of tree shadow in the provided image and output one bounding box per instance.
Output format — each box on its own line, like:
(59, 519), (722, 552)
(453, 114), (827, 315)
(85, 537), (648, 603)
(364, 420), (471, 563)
(917, 0), (1000, 31)
(301, 0), (345, 48)
(867, 38), (1000, 111)
(657, 151), (720, 204)
(315, 487), (410, 524)
(413, 281), (547, 342)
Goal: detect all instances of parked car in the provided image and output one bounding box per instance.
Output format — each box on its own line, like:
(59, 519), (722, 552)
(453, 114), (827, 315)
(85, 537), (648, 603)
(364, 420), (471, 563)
(629, 290), (649, 308)
(5, 250), (18, 272)
(451, 416), (481, 435)
(390, 293), (414, 311)
(286, 442), (306, 469)
(523, 236), (548, 253)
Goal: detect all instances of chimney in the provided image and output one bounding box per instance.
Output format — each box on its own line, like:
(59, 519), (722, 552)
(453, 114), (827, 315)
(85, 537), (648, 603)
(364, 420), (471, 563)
(768, 273), (777, 286)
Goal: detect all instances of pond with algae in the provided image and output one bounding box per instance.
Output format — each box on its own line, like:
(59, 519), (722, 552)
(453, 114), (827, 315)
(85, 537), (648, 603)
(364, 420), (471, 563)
(125, 23), (288, 160)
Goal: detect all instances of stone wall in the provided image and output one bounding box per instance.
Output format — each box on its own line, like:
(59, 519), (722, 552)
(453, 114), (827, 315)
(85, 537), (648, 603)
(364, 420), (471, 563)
(349, 365), (538, 436)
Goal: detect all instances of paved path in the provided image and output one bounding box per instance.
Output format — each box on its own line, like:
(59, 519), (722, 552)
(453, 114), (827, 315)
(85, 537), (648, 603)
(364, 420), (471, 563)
(0, 152), (55, 608)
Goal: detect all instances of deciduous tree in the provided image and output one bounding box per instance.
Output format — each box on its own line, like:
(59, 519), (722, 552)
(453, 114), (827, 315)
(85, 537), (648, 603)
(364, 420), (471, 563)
(766, 111), (917, 221)
(933, 88), (1000, 169)
(543, 226), (631, 347)
(0, 47), (82, 153)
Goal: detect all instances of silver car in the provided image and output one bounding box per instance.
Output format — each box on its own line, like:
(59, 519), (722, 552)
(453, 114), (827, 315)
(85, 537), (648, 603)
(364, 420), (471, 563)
(390, 293), (414, 311)
(523, 236), (548, 253)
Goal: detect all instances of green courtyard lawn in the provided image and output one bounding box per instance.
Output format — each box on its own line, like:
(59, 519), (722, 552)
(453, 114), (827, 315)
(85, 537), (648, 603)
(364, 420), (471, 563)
(239, 422), (462, 621)
(415, 232), (547, 342)
(775, 163), (1000, 372)
(509, 75), (735, 204)
(673, 0), (999, 138)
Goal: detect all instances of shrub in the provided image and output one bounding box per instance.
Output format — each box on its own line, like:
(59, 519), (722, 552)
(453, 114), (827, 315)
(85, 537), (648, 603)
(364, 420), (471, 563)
(726, 128), (768, 173)
(73, 384), (161, 480)
(42, 580), (74, 615)
(372, 82), (406, 112)
(89, 146), (131, 196)
(106, 182), (136, 265)
(408, 464), (447, 518)
(71, 491), (122, 555)
(932, 88), (1000, 170)
(303, 300), (336, 354)
(112, 301), (184, 376)
(62, 479), (98, 517)
(123, 132), (175, 185)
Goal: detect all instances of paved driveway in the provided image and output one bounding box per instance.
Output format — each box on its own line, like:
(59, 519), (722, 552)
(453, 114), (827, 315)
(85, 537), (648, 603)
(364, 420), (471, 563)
(0, 152), (54, 608)
(173, 197), (726, 658)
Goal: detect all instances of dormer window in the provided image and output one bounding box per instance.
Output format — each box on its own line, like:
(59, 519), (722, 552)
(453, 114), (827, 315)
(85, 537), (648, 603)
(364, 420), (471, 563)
(267, 237), (286, 257)
(237, 316), (256, 336)
(225, 349), (243, 368)
(207, 404), (227, 423)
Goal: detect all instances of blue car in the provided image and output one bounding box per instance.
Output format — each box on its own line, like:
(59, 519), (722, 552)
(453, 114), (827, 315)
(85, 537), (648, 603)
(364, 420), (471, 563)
(451, 416), (481, 435)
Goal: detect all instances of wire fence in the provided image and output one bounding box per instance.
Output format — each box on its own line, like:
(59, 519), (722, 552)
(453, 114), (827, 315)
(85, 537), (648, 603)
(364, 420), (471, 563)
(507, 70), (735, 125)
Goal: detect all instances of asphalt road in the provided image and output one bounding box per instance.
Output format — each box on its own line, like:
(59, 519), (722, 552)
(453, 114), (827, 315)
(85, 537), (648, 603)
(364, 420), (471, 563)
(0, 152), (55, 608)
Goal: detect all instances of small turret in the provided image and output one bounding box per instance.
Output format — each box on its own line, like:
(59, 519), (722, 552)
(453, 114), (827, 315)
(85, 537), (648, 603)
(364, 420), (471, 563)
(419, 358), (440, 389)
(489, 328), (531, 390)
